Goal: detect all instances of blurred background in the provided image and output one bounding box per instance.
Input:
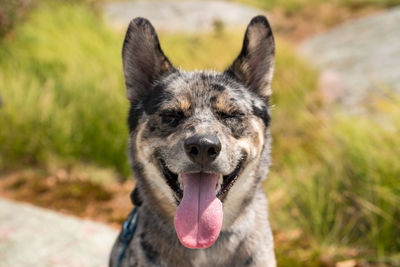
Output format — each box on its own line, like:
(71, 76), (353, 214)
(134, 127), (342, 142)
(0, 0), (399, 266)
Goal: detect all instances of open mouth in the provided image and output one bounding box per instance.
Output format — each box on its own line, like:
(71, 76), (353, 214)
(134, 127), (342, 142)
(159, 159), (183, 200)
(158, 158), (243, 202)
(158, 157), (245, 249)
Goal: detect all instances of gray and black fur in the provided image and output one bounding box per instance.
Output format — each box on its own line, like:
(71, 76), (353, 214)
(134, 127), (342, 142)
(110, 15), (276, 267)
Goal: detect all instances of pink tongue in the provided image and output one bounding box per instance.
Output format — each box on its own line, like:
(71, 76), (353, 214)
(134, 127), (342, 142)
(174, 173), (223, 249)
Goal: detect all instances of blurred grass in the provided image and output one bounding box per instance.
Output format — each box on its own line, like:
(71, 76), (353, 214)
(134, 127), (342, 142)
(0, 3), (129, 175)
(0, 1), (399, 266)
(241, 0), (400, 14)
(267, 76), (400, 264)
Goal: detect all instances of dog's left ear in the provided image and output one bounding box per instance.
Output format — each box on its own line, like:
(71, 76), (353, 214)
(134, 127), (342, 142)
(226, 16), (275, 97)
(122, 18), (174, 102)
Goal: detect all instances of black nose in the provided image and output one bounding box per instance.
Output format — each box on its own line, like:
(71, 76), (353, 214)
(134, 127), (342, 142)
(184, 135), (221, 166)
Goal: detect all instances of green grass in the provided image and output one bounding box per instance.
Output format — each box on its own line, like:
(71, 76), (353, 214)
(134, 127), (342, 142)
(0, 2), (399, 266)
(265, 51), (400, 264)
(0, 3), (129, 175)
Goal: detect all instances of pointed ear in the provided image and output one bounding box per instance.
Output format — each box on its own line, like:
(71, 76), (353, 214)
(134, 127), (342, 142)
(226, 16), (275, 97)
(122, 18), (174, 102)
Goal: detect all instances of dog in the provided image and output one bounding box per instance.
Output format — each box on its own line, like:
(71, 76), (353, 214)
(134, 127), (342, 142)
(110, 15), (276, 267)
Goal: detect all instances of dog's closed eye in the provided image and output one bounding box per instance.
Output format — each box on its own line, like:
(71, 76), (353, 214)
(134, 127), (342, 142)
(160, 110), (185, 127)
(216, 110), (245, 120)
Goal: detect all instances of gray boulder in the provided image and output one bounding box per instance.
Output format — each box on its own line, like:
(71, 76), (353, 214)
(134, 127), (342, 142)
(301, 7), (400, 111)
(0, 198), (118, 267)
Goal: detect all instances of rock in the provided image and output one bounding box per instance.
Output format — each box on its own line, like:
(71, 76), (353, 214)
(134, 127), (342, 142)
(301, 7), (400, 111)
(103, 0), (265, 32)
(0, 198), (118, 267)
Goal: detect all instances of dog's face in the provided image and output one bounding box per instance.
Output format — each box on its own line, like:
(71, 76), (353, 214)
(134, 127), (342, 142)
(122, 16), (275, 249)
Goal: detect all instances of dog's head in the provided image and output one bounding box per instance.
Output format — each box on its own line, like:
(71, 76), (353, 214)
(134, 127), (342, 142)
(122, 16), (275, 249)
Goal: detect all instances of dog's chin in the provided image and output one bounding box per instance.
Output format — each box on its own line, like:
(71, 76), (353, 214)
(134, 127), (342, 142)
(158, 159), (243, 204)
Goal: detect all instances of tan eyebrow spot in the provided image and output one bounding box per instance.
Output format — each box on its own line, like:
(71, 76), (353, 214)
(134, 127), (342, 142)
(178, 97), (191, 112)
(213, 94), (238, 113)
(162, 94), (191, 114)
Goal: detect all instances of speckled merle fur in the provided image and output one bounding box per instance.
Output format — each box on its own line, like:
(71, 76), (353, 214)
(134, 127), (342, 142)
(110, 15), (277, 267)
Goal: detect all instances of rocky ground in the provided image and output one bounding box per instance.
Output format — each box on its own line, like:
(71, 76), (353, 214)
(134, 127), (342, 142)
(0, 198), (118, 267)
(301, 6), (400, 112)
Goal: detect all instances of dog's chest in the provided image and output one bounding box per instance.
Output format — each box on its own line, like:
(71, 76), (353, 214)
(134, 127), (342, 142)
(186, 232), (244, 267)
(189, 249), (228, 267)
(190, 250), (209, 267)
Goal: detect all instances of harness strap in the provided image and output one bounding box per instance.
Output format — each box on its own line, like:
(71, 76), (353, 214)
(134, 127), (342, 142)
(116, 206), (139, 267)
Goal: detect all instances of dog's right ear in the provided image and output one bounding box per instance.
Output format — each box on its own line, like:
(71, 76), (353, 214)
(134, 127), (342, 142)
(226, 16), (275, 97)
(122, 18), (174, 102)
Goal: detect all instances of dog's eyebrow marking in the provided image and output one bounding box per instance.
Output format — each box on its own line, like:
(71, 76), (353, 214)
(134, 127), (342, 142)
(159, 93), (191, 116)
(139, 232), (160, 264)
(177, 96), (191, 113)
(212, 94), (241, 114)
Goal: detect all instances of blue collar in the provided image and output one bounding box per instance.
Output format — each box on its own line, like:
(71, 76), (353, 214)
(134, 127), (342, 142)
(116, 206), (138, 267)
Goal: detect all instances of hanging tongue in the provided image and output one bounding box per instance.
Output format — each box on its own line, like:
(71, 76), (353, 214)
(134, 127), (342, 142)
(174, 173), (223, 249)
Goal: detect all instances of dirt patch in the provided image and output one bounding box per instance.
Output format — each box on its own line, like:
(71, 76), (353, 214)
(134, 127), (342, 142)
(0, 168), (134, 228)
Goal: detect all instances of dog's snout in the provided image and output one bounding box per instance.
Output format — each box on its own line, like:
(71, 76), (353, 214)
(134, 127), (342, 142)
(184, 135), (221, 166)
